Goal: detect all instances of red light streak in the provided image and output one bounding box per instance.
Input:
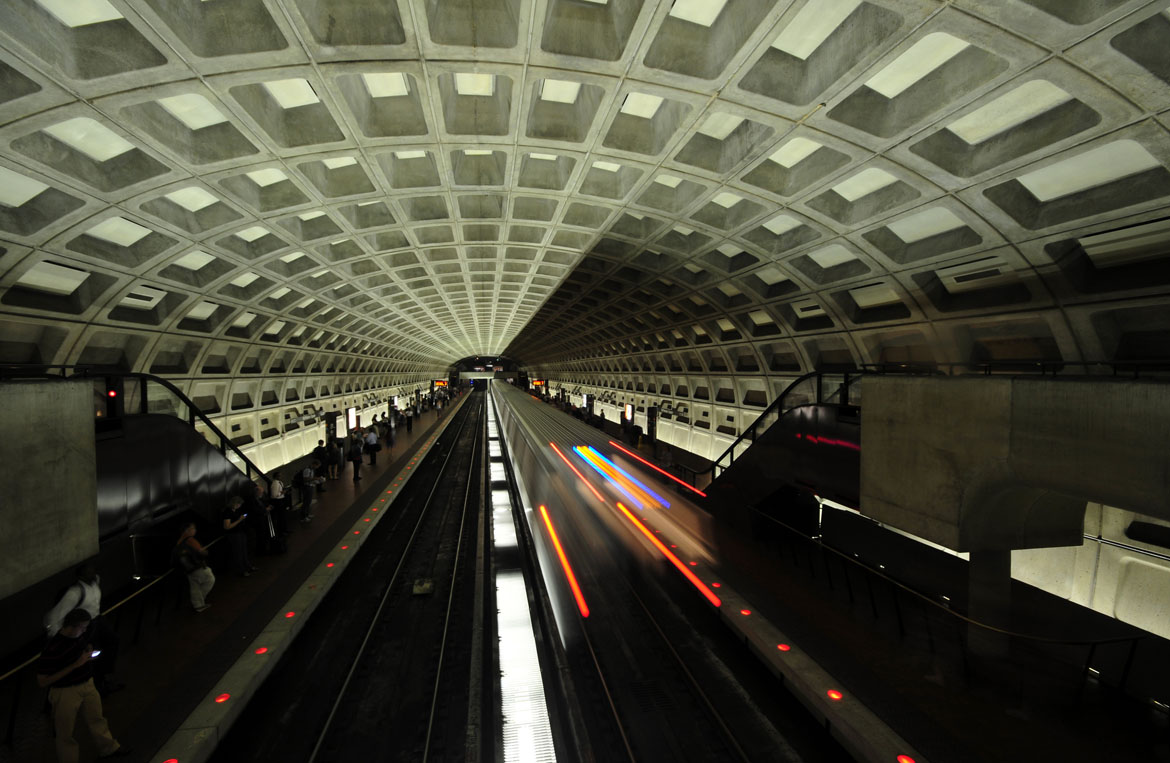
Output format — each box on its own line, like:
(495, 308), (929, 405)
(608, 440), (707, 497)
(616, 502), (721, 607)
(550, 442), (605, 502)
(740, 609), (752, 616)
(284, 611), (295, 618)
(827, 689), (843, 701)
(797, 433), (860, 451)
(777, 644), (791, 652)
(254, 647), (268, 655)
(214, 693), (230, 703)
(711, 582), (721, 588)
(326, 563), (334, 568)
(897, 757), (916, 763)
(539, 505), (589, 618)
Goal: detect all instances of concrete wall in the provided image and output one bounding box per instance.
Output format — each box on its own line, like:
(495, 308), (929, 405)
(861, 376), (1170, 552)
(0, 380), (96, 599)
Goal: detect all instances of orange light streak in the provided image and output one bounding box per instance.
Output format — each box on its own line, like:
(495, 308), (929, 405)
(539, 505), (590, 618)
(550, 442), (605, 503)
(608, 440), (707, 497)
(616, 502), (721, 607)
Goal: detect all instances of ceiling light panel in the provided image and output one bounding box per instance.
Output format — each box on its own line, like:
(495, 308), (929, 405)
(246, 168), (287, 187)
(866, 33), (970, 99)
(157, 94), (227, 131)
(540, 79), (582, 104)
(455, 73), (495, 96)
(808, 244), (856, 269)
(1017, 140), (1161, 202)
(235, 226), (269, 242)
(165, 186), (219, 212)
(762, 214), (801, 235)
(669, 0), (728, 27)
(832, 167), (898, 202)
(947, 80), (1073, 145)
(16, 261), (89, 295)
(43, 118), (135, 162)
(263, 78), (321, 109)
(0, 166), (49, 207)
(173, 250), (215, 270)
(768, 137), (822, 168)
(620, 92), (664, 119)
(886, 207), (966, 243)
(88, 217), (152, 247)
(771, 0), (861, 59)
(362, 72), (410, 98)
(230, 272), (259, 288)
(322, 156), (358, 169)
(35, 0), (122, 27)
(850, 283), (902, 308)
(697, 112), (744, 140)
(120, 285), (167, 310)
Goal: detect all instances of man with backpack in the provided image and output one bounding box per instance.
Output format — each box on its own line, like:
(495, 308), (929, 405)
(44, 563), (122, 697)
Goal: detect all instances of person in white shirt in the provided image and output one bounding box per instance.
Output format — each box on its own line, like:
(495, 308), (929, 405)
(44, 563), (123, 695)
(365, 428), (380, 465)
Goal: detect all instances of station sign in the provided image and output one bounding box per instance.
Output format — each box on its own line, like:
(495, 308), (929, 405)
(532, 379), (546, 387)
(434, 379), (448, 387)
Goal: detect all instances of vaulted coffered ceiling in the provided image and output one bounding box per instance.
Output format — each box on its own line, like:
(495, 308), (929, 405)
(1, 0), (1169, 399)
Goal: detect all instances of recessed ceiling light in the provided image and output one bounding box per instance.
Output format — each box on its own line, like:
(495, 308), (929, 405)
(35, 0), (122, 27)
(770, 0), (861, 60)
(173, 250), (215, 270)
(866, 33), (969, 99)
(697, 112), (744, 140)
(262, 78), (321, 109)
(540, 79), (581, 104)
(528, 153), (557, 161)
(322, 156), (358, 169)
(620, 92), (664, 119)
(712, 192), (742, 208)
(87, 217), (152, 247)
(246, 168), (287, 187)
(947, 80), (1073, 145)
(592, 161), (622, 172)
(120, 285), (167, 310)
(669, 0), (727, 27)
(165, 186), (219, 212)
(655, 174), (683, 188)
(230, 272), (260, 288)
(235, 226), (269, 242)
(42, 117), (135, 163)
(361, 72), (410, 99)
(762, 214), (800, 235)
(832, 167), (898, 202)
(268, 287), (291, 300)
(1017, 140), (1161, 202)
(395, 150), (428, 159)
(0, 166), (49, 207)
(808, 244), (856, 269)
(16, 261), (89, 295)
(157, 93), (227, 131)
(886, 207), (966, 243)
(768, 137), (821, 168)
(454, 73), (495, 97)
(186, 301), (218, 321)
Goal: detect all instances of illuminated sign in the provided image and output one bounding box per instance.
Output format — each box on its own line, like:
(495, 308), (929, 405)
(434, 380), (448, 387)
(532, 379), (546, 387)
(346, 406), (357, 430)
(624, 404), (634, 422)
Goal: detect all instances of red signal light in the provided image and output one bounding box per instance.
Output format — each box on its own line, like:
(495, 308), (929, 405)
(107, 389), (117, 398)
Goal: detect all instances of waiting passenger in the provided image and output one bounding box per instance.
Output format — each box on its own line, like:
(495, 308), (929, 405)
(174, 523), (214, 613)
(348, 434), (365, 483)
(44, 563), (122, 696)
(221, 496), (254, 576)
(37, 608), (131, 762)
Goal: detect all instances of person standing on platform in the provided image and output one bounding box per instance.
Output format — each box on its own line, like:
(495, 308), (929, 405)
(221, 496), (254, 576)
(37, 609), (131, 762)
(406, 407), (413, 433)
(348, 433), (365, 483)
(174, 523), (214, 612)
(326, 438), (341, 480)
(44, 563), (122, 696)
(269, 471), (290, 537)
(243, 482), (271, 555)
(365, 427), (380, 466)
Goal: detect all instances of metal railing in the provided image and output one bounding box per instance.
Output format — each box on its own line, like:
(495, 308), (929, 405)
(1, 365), (270, 489)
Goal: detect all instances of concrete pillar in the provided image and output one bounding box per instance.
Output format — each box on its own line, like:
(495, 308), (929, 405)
(967, 549), (1012, 658)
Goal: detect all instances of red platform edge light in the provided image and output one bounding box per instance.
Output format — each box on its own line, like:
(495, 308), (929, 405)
(284, 611), (295, 618)
(214, 693), (230, 703)
(341, 545), (349, 550)
(326, 562), (334, 568)
(538, 505), (589, 618)
(549, 442), (605, 502)
(164, 759), (179, 763)
(616, 502), (721, 607)
(607, 440), (707, 497)
(740, 609), (752, 616)
(711, 582), (722, 588)
(106, 389), (117, 398)
(827, 689), (843, 701)
(254, 647), (268, 655)
(777, 644), (791, 652)
(897, 757), (916, 763)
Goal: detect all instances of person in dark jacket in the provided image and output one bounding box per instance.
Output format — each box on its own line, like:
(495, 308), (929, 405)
(348, 433), (365, 483)
(37, 609), (131, 762)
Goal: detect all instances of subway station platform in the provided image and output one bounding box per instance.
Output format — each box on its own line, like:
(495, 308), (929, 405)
(3, 398), (462, 763)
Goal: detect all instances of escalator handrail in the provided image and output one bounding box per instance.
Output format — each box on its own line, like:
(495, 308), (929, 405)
(79, 370), (273, 490)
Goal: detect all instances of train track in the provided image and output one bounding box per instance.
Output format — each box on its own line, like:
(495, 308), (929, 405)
(212, 393), (485, 763)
